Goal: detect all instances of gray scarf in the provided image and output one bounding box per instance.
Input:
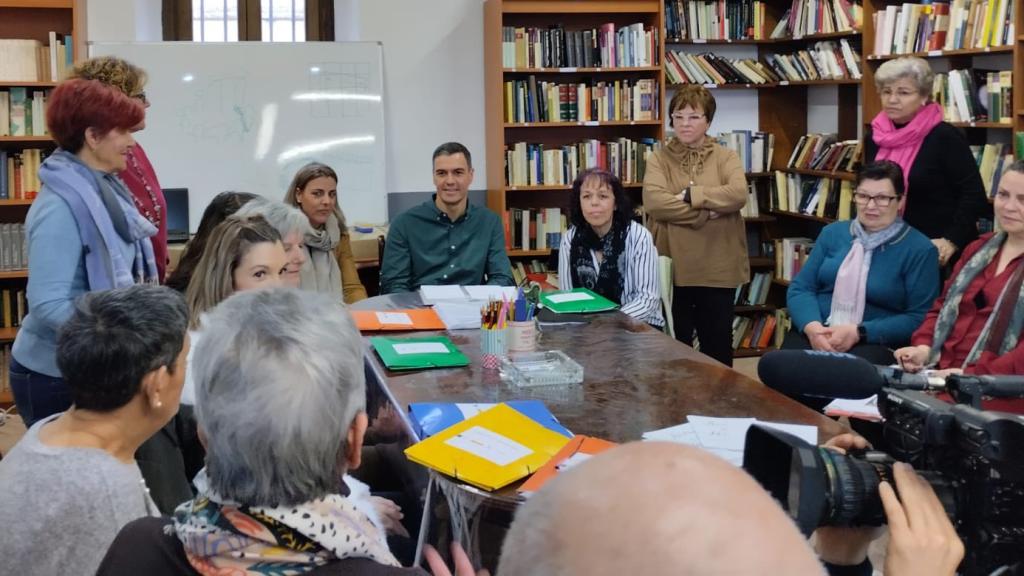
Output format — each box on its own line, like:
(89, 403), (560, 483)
(300, 213), (342, 295)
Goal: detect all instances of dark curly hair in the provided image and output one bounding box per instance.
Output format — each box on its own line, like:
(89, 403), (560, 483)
(568, 168), (633, 231)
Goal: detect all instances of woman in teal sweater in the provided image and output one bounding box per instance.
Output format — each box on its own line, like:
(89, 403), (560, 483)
(784, 161), (939, 364)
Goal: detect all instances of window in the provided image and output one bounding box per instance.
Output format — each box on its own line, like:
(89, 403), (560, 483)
(164, 0), (332, 42)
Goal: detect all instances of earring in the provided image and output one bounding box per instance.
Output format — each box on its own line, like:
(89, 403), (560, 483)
(153, 398), (163, 409)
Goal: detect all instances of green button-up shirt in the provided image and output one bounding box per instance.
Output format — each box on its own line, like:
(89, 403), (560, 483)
(380, 197), (514, 294)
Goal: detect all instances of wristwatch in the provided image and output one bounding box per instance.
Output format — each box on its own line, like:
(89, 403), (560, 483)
(856, 324), (867, 344)
(682, 186), (692, 204)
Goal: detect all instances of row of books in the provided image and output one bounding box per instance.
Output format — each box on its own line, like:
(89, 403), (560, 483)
(776, 0), (863, 39)
(0, 345), (11, 398)
(511, 259), (553, 286)
(971, 143), (1016, 198)
(665, 40), (861, 86)
(665, 0), (770, 41)
(716, 130), (776, 174)
(0, 150), (43, 200)
(764, 40), (862, 81)
(732, 312), (777, 351)
(504, 208), (568, 252)
(501, 23), (659, 69)
(0, 88), (49, 137)
(772, 171), (856, 221)
(932, 69), (1012, 124)
(870, 0), (1014, 56)
(787, 133), (861, 173)
(740, 183), (763, 218)
(735, 271), (773, 306)
(0, 35), (74, 83)
(775, 237), (815, 281)
(0, 290), (27, 329)
(503, 78), (659, 123)
(504, 138), (659, 187)
(0, 224), (28, 272)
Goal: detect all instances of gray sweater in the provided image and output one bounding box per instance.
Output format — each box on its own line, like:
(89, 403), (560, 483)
(0, 414), (159, 576)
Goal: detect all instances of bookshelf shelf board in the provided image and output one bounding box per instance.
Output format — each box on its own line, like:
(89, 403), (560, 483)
(0, 81), (58, 88)
(785, 79), (861, 86)
(0, 327), (17, 342)
(504, 120), (662, 128)
(669, 82), (771, 90)
(503, 66), (661, 74)
(506, 183), (642, 191)
(866, 45), (1013, 61)
(668, 80), (859, 90)
(508, 249), (552, 257)
(666, 30), (861, 45)
(772, 278), (791, 287)
(734, 347), (772, 358)
(770, 210), (836, 224)
(667, 38), (764, 45)
(501, 1), (659, 14)
(734, 304), (777, 313)
(949, 121), (1013, 129)
(0, 136), (53, 144)
(772, 30), (862, 42)
(0, 199), (33, 206)
(0, 270), (28, 279)
(783, 167), (856, 181)
(743, 215), (776, 223)
(0, 0), (72, 7)
(748, 257), (775, 267)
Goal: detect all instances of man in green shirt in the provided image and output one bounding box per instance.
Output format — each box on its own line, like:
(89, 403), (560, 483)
(380, 142), (514, 294)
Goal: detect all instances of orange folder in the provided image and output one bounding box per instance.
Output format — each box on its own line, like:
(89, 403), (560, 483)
(352, 308), (447, 331)
(518, 435), (617, 494)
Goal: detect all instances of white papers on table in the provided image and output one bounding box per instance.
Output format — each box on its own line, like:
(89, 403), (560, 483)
(642, 416), (819, 467)
(824, 395), (882, 421)
(434, 301), (483, 330)
(392, 342), (450, 355)
(464, 285), (519, 301)
(420, 285), (519, 305)
(376, 312), (413, 326)
(419, 285), (468, 304)
(444, 426), (532, 466)
(546, 291), (594, 304)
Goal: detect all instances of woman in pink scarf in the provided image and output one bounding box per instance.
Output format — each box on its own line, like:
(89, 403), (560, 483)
(865, 56), (988, 269)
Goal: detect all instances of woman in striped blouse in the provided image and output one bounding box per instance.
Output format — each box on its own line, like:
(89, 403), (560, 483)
(559, 168), (664, 327)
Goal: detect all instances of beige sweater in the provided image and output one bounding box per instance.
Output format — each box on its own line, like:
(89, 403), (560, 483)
(642, 138), (750, 288)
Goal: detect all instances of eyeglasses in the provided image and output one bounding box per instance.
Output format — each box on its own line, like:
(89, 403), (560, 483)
(134, 91), (148, 104)
(671, 113), (705, 125)
(879, 88), (919, 100)
(853, 191), (899, 207)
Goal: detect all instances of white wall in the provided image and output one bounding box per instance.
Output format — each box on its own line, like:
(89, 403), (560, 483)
(339, 0), (487, 194)
(87, 0), (162, 42)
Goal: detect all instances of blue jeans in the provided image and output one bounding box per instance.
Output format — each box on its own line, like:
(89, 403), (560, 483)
(10, 357), (71, 428)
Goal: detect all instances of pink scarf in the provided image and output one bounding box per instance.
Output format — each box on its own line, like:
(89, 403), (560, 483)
(870, 102), (943, 214)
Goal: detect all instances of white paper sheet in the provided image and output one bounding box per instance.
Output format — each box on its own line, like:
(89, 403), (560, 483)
(755, 421), (819, 445)
(555, 452), (593, 472)
(464, 286), (519, 301)
(824, 396), (882, 421)
(444, 426), (532, 466)
(434, 301), (483, 330)
(376, 312), (413, 325)
(643, 416), (819, 467)
(686, 415), (757, 451)
(642, 423), (700, 445)
(393, 342), (449, 355)
(419, 285), (467, 304)
(547, 292), (594, 304)
(455, 403), (494, 420)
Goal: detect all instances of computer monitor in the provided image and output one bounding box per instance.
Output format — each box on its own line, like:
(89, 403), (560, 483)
(163, 188), (190, 243)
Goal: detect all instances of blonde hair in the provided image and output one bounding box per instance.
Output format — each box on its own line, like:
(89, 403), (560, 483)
(68, 56), (147, 98)
(283, 162), (347, 230)
(184, 215), (282, 328)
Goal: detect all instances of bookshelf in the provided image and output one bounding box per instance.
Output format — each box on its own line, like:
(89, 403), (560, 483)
(483, 0), (665, 262)
(0, 0), (83, 406)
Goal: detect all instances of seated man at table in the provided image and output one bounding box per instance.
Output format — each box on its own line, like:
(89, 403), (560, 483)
(380, 142), (514, 294)
(429, 441), (962, 576)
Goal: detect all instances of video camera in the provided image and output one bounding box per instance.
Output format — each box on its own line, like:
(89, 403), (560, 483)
(743, 374), (1024, 576)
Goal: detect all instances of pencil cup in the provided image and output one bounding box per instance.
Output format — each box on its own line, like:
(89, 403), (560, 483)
(480, 327), (509, 370)
(508, 320), (538, 353)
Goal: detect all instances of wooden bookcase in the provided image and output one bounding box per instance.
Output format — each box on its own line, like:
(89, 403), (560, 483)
(0, 0), (84, 406)
(482, 0), (666, 258)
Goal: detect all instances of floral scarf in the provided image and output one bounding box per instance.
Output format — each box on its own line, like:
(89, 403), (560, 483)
(569, 220), (629, 304)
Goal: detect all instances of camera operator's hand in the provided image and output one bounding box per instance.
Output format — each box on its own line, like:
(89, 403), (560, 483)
(893, 345), (930, 373)
(812, 434), (882, 566)
(880, 462), (964, 576)
(804, 321), (835, 352)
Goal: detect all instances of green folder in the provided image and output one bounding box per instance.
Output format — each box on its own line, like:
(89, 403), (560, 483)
(370, 336), (470, 371)
(539, 288), (619, 314)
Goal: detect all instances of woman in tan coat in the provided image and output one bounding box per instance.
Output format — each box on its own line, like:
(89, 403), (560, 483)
(643, 85), (749, 366)
(284, 162), (368, 304)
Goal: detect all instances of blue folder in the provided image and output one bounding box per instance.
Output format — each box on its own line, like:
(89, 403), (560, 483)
(408, 400), (573, 440)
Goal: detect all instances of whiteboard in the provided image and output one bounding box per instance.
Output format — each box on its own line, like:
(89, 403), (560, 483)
(89, 41), (388, 231)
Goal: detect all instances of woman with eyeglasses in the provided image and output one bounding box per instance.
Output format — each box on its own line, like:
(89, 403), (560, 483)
(69, 57), (169, 282)
(783, 161), (940, 366)
(642, 85), (748, 366)
(865, 56), (988, 268)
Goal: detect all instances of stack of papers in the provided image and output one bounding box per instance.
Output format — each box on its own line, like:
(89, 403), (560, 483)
(824, 396), (881, 421)
(433, 301), (483, 330)
(369, 336), (470, 371)
(420, 285), (519, 305)
(540, 288), (618, 314)
(642, 415), (818, 466)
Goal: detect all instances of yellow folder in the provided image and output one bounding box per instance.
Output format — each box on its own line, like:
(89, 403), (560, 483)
(403, 403), (572, 491)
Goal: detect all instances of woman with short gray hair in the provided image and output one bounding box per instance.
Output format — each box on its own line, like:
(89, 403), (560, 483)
(234, 198), (312, 288)
(97, 289), (427, 576)
(865, 56), (987, 269)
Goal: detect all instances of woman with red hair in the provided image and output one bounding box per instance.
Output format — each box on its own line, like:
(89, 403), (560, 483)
(10, 78), (159, 428)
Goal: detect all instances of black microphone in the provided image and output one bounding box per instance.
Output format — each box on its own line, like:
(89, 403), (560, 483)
(758, 350), (943, 401)
(947, 374), (1024, 399)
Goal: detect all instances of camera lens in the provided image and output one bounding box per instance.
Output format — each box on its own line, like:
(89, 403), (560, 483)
(820, 449), (893, 526)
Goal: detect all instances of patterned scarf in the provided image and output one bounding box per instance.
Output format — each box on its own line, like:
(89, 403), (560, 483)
(300, 213), (343, 295)
(870, 102), (943, 213)
(173, 473), (399, 575)
(929, 232), (1024, 367)
(569, 219), (629, 305)
(828, 219), (907, 326)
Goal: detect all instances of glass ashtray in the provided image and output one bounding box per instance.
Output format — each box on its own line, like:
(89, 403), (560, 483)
(499, 350), (584, 388)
